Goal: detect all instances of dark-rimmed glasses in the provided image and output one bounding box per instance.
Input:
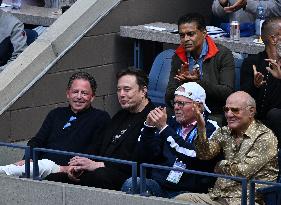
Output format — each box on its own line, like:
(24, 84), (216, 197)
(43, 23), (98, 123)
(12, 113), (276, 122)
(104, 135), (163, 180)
(173, 100), (193, 108)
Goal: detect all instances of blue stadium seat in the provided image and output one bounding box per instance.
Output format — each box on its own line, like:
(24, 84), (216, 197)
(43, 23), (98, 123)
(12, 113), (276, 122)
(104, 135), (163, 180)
(257, 151), (281, 205)
(232, 52), (247, 91)
(148, 49), (174, 106)
(24, 29), (38, 45)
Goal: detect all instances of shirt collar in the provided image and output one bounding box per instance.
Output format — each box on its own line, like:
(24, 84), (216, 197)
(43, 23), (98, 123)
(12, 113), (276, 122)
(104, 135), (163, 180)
(182, 120), (197, 129)
(244, 120), (258, 139)
(68, 105), (93, 116)
(229, 120), (256, 139)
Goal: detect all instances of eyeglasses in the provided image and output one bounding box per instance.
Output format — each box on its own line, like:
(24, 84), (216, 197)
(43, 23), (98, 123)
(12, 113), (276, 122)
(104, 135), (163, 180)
(173, 100), (193, 108)
(223, 106), (251, 115)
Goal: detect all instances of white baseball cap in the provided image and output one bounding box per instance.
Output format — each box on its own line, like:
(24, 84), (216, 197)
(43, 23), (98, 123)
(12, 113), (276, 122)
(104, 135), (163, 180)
(174, 82), (211, 113)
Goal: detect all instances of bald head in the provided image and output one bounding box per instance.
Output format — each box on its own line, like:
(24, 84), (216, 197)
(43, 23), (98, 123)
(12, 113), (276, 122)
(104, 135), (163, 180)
(227, 91), (256, 109)
(261, 17), (281, 45)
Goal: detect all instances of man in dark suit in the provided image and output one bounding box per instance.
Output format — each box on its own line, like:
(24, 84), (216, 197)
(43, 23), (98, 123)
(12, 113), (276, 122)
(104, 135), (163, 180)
(46, 69), (155, 190)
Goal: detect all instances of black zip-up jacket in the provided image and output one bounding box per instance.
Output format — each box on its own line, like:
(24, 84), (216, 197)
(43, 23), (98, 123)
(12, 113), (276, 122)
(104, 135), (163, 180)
(27, 106), (110, 165)
(241, 51), (281, 119)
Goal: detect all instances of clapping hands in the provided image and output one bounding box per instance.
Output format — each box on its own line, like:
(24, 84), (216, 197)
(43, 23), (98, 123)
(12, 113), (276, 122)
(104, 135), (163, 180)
(146, 107), (167, 130)
(253, 59), (281, 88)
(223, 0), (247, 13)
(265, 59), (281, 79)
(175, 63), (200, 82)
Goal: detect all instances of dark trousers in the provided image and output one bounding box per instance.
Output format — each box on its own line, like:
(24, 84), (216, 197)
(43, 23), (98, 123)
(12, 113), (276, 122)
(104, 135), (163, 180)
(264, 108), (281, 148)
(0, 37), (13, 66)
(45, 167), (128, 191)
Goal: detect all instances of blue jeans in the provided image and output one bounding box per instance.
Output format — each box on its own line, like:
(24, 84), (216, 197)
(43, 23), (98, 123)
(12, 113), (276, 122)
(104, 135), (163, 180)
(121, 177), (182, 198)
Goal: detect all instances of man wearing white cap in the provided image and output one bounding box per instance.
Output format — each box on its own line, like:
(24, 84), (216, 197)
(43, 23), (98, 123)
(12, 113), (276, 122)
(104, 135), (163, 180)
(121, 82), (221, 198)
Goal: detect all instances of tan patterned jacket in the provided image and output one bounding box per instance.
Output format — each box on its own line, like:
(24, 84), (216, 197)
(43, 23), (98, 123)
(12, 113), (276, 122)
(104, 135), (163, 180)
(195, 120), (278, 202)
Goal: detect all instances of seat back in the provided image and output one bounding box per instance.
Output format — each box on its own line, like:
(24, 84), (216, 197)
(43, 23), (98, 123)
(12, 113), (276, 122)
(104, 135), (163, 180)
(148, 49), (174, 106)
(232, 52), (247, 91)
(24, 29), (38, 45)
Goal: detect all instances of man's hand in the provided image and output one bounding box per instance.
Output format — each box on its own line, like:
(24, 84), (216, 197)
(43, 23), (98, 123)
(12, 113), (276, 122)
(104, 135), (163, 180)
(67, 166), (83, 182)
(265, 59), (281, 79)
(14, 160), (26, 166)
(214, 160), (228, 173)
(146, 107), (167, 130)
(14, 159), (33, 166)
(219, 0), (229, 7)
(68, 156), (105, 172)
(224, 0), (247, 13)
(174, 68), (200, 82)
(253, 65), (266, 88)
(177, 62), (188, 75)
(193, 103), (205, 133)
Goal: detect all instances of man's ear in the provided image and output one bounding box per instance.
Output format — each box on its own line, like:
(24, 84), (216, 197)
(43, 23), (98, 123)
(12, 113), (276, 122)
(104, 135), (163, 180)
(198, 103), (204, 114)
(202, 29), (207, 37)
(249, 107), (256, 118)
(66, 90), (70, 100)
(142, 86), (148, 96)
(269, 34), (279, 45)
(90, 94), (95, 103)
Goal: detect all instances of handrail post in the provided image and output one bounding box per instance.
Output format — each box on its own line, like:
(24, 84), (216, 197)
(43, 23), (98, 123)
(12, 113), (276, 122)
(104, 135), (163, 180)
(138, 163), (249, 201)
(241, 178), (248, 205)
(249, 180), (256, 205)
(139, 164), (146, 195)
(131, 162), (138, 194)
(24, 146), (30, 178)
(32, 149), (39, 180)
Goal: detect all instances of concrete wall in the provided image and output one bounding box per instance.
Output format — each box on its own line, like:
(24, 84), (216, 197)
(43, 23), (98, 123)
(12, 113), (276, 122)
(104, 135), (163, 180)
(0, 175), (192, 205)
(0, 141), (27, 165)
(0, 0), (213, 142)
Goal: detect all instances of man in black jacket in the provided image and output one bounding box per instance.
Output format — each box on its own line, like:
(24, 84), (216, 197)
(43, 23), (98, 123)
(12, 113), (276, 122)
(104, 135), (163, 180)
(15, 72), (110, 166)
(241, 17), (281, 148)
(46, 69), (155, 191)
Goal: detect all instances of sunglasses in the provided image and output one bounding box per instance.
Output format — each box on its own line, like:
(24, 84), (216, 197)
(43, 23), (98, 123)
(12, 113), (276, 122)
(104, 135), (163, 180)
(223, 106), (251, 115)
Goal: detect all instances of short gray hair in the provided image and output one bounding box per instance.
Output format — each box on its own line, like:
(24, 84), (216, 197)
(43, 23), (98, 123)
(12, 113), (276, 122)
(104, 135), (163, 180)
(246, 95), (256, 108)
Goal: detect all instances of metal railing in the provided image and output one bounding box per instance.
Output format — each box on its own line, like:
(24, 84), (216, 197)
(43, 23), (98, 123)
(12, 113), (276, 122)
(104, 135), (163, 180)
(3, 143), (278, 205)
(32, 148), (138, 193)
(0, 142), (31, 178)
(140, 163), (248, 205)
(249, 179), (281, 205)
